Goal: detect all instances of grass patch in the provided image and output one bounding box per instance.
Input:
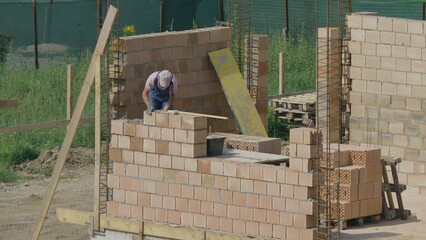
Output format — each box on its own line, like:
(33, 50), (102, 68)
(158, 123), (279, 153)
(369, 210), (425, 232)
(268, 31), (316, 95)
(0, 51), (94, 182)
(0, 164), (20, 182)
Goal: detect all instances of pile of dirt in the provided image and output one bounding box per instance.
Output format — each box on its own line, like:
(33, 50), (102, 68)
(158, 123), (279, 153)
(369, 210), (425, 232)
(12, 147), (94, 177)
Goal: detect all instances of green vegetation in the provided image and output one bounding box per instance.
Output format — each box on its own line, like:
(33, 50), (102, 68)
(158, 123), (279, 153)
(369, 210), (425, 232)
(0, 33), (12, 65)
(268, 31), (316, 95)
(0, 52), (94, 182)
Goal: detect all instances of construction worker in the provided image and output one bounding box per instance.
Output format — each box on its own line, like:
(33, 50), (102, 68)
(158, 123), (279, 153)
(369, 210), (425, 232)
(142, 70), (177, 115)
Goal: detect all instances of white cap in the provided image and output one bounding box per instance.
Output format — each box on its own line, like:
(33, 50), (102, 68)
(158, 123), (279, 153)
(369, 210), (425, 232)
(159, 70), (172, 88)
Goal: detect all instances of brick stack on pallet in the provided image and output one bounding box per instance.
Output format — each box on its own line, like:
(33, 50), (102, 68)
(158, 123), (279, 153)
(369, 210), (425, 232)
(214, 132), (281, 155)
(271, 92), (316, 125)
(322, 144), (382, 224)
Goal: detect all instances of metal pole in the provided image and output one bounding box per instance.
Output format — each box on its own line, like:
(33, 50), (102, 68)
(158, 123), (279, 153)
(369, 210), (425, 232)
(218, 0), (224, 22)
(423, 2), (425, 21)
(160, 0), (165, 32)
(284, 0), (289, 36)
(97, 0), (103, 36)
(33, 0), (39, 69)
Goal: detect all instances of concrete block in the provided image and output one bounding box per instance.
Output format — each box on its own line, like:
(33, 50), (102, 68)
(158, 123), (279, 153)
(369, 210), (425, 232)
(392, 71), (407, 84)
(376, 44), (391, 57)
(144, 111), (156, 126)
(395, 33), (410, 46)
(365, 30), (380, 43)
(411, 34), (426, 48)
(381, 57), (396, 70)
(393, 19), (408, 33)
(380, 32), (395, 44)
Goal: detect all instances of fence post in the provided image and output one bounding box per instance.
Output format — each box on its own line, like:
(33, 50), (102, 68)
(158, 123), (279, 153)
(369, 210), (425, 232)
(423, 2), (425, 21)
(279, 52), (285, 95)
(33, 0), (39, 69)
(160, 0), (165, 32)
(67, 64), (73, 120)
(284, 0), (289, 36)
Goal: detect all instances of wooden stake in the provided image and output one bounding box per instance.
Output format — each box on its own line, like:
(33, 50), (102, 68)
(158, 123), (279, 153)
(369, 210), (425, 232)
(30, 6), (117, 240)
(279, 52), (285, 95)
(93, 54), (101, 231)
(67, 64), (73, 120)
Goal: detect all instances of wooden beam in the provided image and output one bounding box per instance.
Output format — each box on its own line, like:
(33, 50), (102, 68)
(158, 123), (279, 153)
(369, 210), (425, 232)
(279, 52), (285, 95)
(0, 118), (100, 134)
(0, 100), (18, 109)
(93, 55), (101, 231)
(30, 6), (117, 240)
(67, 64), (74, 120)
(268, 90), (315, 100)
(56, 208), (263, 240)
(167, 110), (228, 120)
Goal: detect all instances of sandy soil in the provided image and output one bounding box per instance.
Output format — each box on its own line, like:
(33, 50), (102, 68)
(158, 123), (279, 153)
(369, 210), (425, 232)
(1, 147), (426, 240)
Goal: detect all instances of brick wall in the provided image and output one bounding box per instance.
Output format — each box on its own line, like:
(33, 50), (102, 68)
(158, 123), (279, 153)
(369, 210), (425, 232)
(109, 27), (268, 133)
(107, 112), (317, 240)
(347, 13), (426, 190)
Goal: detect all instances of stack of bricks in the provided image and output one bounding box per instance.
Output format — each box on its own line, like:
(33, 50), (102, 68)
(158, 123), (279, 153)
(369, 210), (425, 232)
(322, 143), (382, 221)
(107, 113), (319, 240)
(214, 132), (281, 155)
(347, 13), (426, 191)
(244, 35), (269, 128)
(317, 27), (341, 143)
(289, 128), (322, 174)
(108, 26), (247, 133)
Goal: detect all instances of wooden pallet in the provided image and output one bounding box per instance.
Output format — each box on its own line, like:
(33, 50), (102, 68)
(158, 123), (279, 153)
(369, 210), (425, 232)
(271, 92), (316, 111)
(338, 214), (381, 230)
(274, 108), (315, 122)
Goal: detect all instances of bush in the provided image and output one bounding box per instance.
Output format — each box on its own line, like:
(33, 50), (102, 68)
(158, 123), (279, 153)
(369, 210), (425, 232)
(267, 109), (291, 140)
(1, 144), (39, 167)
(0, 33), (12, 65)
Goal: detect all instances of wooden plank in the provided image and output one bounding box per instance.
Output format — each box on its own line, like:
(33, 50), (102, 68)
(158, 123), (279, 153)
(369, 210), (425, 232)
(208, 48), (267, 137)
(279, 52), (285, 95)
(67, 64), (74, 120)
(144, 222), (204, 240)
(268, 90), (315, 100)
(0, 100), (18, 109)
(56, 208), (90, 226)
(0, 117), (98, 133)
(93, 55), (101, 231)
(100, 214), (143, 234)
(168, 110), (228, 120)
(30, 6), (117, 240)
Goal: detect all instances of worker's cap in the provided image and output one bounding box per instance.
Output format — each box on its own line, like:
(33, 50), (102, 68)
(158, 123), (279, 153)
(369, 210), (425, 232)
(159, 70), (173, 88)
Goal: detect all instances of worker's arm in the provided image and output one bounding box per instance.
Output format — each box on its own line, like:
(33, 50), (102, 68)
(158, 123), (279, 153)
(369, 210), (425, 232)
(142, 88), (150, 107)
(163, 95), (174, 111)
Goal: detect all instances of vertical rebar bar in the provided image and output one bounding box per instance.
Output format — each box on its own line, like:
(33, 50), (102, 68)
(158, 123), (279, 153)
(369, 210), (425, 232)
(33, 0), (39, 69)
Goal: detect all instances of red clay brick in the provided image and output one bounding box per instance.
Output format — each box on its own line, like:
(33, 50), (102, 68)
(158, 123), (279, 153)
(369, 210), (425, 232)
(124, 121), (136, 136)
(253, 208), (267, 222)
(118, 203), (131, 218)
(197, 159), (211, 173)
(267, 182), (280, 196)
(143, 139), (156, 153)
(246, 194), (259, 208)
(118, 135), (131, 149)
(189, 172), (202, 186)
(223, 162), (237, 177)
(107, 201), (119, 216)
(144, 180), (156, 194)
(109, 148), (122, 162)
(143, 207), (155, 221)
(233, 192), (246, 206)
(214, 203), (227, 217)
(113, 189), (125, 203)
(259, 223), (273, 238)
(182, 185), (194, 198)
(172, 156), (185, 170)
(180, 212), (193, 226)
(219, 217), (233, 232)
(111, 119), (125, 134)
(263, 166), (277, 182)
(233, 219), (246, 234)
(254, 180), (267, 195)
(168, 142), (182, 156)
(122, 149), (134, 163)
(237, 164), (250, 178)
(138, 192), (150, 206)
(201, 201), (214, 215)
(155, 208), (168, 222)
(246, 221), (259, 236)
(207, 216), (220, 230)
(134, 151), (147, 165)
(119, 176), (132, 190)
(215, 175), (228, 190)
(185, 158), (201, 172)
(249, 165), (263, 180)
(138, 165), (150, 179)
(176, 170), (189, 184)
(273, 224), (286, 239)
(272, 197), (286, 211)
(136, 124), (148, 138)
(211, 160), (224, 175)
(169, 210), (181, 225)
(192, 213), (205, 228)
(181, 115), (207, 130)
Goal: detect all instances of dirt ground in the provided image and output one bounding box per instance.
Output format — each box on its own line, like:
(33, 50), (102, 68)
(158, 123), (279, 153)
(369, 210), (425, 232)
(1, 148), (426, 240)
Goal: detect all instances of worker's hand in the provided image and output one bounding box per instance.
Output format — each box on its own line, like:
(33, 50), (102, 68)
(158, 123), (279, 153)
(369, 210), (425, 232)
(146, 106), (154, 116)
